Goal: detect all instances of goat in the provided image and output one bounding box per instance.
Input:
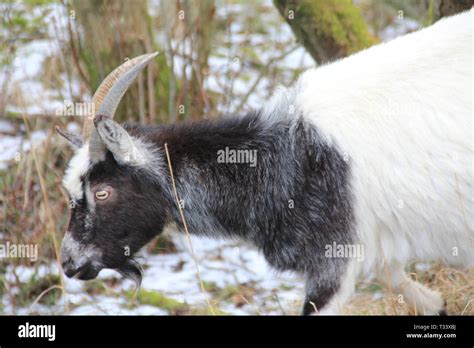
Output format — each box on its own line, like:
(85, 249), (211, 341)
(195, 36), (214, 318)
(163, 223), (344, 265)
(57, 9), (473, 315)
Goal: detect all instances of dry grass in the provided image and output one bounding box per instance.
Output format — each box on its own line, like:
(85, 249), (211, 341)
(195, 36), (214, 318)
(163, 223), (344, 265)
(0, 117), (71, 310)
(1, 120), (70, 261)
(345, 263), (474, 315)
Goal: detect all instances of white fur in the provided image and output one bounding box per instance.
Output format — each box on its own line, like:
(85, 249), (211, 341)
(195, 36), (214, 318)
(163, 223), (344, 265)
(131, 136), (166, 177)
(295, 10), (473, 312)
(63, 144), (90, 201)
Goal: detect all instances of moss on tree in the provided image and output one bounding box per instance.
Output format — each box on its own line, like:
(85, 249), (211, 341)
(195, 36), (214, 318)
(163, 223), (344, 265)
(274, 0), (378, 63)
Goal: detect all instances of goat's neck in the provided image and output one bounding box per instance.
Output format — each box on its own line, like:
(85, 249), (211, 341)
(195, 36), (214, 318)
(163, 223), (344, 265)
(152, 112), (293, 241)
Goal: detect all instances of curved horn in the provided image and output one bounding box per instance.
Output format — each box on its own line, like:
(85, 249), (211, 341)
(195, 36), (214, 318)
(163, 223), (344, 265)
(83, 52), (159, 139)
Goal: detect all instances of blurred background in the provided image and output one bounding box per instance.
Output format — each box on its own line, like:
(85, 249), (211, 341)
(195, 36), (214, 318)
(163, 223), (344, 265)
(0, 0), (472, 315)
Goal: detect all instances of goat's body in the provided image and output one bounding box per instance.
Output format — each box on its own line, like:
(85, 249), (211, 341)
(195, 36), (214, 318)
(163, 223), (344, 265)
(127, 10), (473, 314)
(60, 10), (473, 315)
(297, 9), (473, 270)
(127, 113), (353, 269)
(292, 10), (473, 313)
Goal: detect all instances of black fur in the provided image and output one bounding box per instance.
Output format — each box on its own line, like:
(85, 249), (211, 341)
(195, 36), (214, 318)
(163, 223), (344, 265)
(65, 110), (354, 315)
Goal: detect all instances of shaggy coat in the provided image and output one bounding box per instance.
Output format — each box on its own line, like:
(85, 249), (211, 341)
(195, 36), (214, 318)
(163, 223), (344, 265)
(59, 10), (473, 315)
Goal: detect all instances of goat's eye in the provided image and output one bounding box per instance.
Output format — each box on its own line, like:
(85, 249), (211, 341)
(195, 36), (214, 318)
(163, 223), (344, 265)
(95, 190), (109, 200)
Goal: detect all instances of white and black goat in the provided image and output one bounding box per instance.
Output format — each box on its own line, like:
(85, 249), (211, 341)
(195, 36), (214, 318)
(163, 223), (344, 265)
(57, 10), (473, 315)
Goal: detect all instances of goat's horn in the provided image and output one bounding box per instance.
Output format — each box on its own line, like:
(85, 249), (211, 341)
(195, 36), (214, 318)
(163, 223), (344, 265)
(83, 52), (159, 139)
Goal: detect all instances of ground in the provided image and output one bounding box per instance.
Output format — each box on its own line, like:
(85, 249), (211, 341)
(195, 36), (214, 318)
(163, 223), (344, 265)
(2, 234), (473, 315)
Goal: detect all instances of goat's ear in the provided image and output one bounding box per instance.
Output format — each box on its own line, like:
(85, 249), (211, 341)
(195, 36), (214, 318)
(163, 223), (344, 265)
(55, 126), (83, 149)
(93, 115), (143, 165)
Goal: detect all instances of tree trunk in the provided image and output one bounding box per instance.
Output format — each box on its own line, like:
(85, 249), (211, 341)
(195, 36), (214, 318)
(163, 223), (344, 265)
(274, 0), (377, 64)
(188, 0), (215, 120)
(69, 0), (171, 124)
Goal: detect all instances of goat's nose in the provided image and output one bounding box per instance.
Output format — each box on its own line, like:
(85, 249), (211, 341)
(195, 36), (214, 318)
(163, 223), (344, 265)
(61, 256), (77, 278)
(62, 257), (72, 268)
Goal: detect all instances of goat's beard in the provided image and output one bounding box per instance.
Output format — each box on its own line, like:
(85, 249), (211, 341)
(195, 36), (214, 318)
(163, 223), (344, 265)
(117, 258), (143, 291)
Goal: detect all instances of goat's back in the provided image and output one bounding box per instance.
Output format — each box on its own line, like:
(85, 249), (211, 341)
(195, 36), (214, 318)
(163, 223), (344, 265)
(294, 9), (473, 271)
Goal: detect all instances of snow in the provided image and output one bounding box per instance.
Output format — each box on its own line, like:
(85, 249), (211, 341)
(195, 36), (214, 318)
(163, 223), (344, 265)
(0, 135), (22, 170)
(380, 18), (420, 41)
(4, 263), (59, 284)
(0, 124), (47, 169)
(2, 234), (304, 315)
(0, 120), (15, 133)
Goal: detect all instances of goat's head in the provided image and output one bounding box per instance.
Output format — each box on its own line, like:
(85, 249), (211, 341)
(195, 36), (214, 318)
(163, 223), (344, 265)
(57, 53), (167, 283)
